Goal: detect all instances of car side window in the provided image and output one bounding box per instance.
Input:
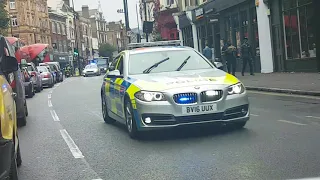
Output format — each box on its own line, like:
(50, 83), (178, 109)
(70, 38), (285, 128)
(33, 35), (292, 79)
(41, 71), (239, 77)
(116, 55), (124, 75)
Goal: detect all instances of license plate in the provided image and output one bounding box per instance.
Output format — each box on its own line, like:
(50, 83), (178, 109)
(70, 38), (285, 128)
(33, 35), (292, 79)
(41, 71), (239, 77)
(182, 104), (217, 115)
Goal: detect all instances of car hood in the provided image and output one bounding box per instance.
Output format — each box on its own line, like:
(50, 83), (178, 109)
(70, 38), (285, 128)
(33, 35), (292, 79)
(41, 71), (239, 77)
(129, 69), (240, 91)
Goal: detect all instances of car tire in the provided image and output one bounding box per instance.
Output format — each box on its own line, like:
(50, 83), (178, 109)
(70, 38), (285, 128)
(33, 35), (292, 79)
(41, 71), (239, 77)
(9, 146), (18, 180)
(25, 100), (28, 117)
(16, 143), (22, 167)
(27, 87), (34, 98)
(234, 121), (247, 129)
(17, 115), (27, 127)
(124, 98), (139, 139)
(36, 85), (41, 92)
(101, 94), (115, 124)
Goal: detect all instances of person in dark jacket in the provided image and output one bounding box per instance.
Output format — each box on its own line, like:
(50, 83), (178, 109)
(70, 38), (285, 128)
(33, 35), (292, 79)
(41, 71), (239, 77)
(222, 41), (237, 76)
(241, 37), (254, 76)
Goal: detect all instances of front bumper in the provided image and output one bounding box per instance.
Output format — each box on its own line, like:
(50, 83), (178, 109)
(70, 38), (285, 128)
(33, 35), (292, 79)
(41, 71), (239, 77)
(0, 139), (13, 180)
(83, 71), (98, 76)
(133, 87), (250, 131)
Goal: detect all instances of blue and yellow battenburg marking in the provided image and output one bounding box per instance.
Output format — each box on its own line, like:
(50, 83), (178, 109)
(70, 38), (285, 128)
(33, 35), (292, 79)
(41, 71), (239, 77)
(104, 77), (142, 128)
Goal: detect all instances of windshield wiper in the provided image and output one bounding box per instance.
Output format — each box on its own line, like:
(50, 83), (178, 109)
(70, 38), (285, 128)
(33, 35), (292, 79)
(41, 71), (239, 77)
(143, 57), (170, 74)
(176, 56), (191, 71)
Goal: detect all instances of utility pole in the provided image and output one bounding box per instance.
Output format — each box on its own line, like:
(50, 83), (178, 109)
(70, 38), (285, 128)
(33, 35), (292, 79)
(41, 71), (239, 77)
(123, 0), (131, 43)
(136, 2), (141, 43)
(71, 0), (81, 75)
(143, 0), (148, 42)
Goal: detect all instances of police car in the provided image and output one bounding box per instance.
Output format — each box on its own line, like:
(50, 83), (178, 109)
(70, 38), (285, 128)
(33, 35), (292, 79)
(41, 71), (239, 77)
(101, 41), (249, 138)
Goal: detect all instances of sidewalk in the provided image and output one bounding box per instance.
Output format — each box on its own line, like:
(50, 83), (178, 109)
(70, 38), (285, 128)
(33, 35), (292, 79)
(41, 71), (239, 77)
(238, 72), (320, 96)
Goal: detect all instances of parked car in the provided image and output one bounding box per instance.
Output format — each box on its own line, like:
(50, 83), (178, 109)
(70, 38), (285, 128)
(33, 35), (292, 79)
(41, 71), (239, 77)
(0, 35), (22, 180)
(21, 67), (35, 98)
(83, 64), (101, 77)
(46, 62), (63, 82)
(39, 63), (57, 83)
(27, 62), (43, 92)
(37, 66), (54, 88)
(3, 36), (28, 127)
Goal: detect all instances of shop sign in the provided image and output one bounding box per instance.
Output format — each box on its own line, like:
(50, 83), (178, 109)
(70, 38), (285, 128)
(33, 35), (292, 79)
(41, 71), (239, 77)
(195, 8), (204, 19)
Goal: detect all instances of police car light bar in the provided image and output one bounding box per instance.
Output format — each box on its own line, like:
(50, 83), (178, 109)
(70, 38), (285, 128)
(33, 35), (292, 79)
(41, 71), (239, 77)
(127, 40), (182, 50)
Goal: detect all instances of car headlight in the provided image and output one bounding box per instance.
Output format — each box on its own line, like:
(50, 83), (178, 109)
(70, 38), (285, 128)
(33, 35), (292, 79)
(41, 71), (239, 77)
(134, 91), (166, 102)
(228, 83), (245, 95)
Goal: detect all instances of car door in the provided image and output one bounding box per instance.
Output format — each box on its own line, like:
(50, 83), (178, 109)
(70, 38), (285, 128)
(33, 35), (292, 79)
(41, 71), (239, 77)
(104, 55), (121, 116)
(113, 54), (125, 118)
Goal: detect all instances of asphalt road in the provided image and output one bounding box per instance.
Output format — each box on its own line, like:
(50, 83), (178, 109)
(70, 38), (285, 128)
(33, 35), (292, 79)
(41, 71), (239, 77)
(18, 76), (320, 180)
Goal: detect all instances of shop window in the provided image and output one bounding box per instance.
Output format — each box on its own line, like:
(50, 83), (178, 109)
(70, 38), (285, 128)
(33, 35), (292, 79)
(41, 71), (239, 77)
(251, 7), (260, 56)
(283, 0), (315, 59)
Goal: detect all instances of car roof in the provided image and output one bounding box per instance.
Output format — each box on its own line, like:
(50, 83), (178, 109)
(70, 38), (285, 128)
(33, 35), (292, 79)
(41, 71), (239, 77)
(128, 46), (192, 55)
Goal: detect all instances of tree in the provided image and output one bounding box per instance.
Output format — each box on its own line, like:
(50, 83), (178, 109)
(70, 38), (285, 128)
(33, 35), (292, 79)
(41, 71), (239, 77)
(0, 1), (9, 36)
(98, 43), (117, 58)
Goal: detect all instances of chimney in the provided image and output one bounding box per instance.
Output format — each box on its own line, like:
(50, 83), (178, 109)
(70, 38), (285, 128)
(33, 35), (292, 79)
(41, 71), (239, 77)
(63, 0), (70, 7)
(82, 5), (89, 18)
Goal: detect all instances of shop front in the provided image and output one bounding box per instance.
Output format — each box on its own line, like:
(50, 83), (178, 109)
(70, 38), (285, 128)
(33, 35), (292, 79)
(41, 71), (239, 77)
(191, 0), (261, 73)
(269, 0), (319, 72)
(179, 13), (194, 48)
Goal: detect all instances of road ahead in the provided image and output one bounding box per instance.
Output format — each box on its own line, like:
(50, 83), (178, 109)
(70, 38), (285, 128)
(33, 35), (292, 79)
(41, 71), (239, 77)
(18, 76), (320, 180)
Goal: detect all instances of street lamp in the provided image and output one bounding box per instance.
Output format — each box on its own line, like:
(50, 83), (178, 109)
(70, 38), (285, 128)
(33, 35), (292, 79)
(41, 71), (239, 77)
(9, 15), (13, 37)
(33, 27), (36, 44)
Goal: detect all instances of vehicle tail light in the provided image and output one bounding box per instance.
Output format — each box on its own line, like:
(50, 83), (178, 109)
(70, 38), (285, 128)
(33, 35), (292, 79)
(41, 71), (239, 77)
(43, 74), (50, 78)
(31, 71), (37, 77)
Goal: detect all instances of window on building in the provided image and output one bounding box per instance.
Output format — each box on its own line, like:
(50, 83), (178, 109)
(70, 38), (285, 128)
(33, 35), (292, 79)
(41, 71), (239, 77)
(251, 7), (260, 56)
(9, 0), (15, 9)
(52, 22), (56, 33)
(11, 16), (18, 27)
(57, 23), (61, 34)
(61, 24), (65, 35)
(283, 0), (315, 59)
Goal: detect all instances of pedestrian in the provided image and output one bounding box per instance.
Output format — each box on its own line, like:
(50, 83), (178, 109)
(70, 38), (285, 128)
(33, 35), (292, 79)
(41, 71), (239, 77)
(241, 37), (254, 76)
(222, 41), (237, 76)
(202, 42), (213, 63)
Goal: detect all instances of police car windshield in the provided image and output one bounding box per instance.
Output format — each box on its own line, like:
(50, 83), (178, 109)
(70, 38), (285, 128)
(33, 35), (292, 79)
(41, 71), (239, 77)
(129, 49), (212, 75)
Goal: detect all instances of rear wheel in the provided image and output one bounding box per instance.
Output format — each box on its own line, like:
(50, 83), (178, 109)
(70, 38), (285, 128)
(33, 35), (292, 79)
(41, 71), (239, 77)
(101, 94), (115, 124)
(9, 146), (18, 180)
(125, 99), (139, 139)
(27, 86), (34, 98)
(36, 84), (41, 92)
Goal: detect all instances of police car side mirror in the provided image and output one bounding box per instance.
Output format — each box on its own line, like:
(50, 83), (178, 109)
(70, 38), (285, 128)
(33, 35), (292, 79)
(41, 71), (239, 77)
(108, 66), (115, 71)
(1, 56), (18, 73)
(107, 69), (123, 78)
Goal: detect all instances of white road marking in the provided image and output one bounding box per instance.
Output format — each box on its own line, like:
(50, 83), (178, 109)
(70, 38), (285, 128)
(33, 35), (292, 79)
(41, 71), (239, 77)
(56, 83), (60, 87)
(306, 116), (320, 120)
(48, 94), (51, 99)
(49, 90), (53, 94)
(251, 114), (259, 117)
(50, 110), (60, 121)
(278, 120), (307, 126)
(48, 99), (52, 107)
(60, 129), (84, 159)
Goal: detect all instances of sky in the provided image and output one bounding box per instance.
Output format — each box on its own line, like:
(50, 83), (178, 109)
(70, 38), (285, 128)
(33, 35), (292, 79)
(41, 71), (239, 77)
(73, 0), (141, 29)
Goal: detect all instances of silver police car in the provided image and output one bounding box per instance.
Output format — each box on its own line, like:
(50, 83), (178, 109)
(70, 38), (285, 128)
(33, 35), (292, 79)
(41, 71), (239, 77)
(101, 44), (249, 138)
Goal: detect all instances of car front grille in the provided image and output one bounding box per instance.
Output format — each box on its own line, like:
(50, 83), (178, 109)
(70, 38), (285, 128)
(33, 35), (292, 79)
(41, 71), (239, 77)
(173, 93), (198, 104)
(200, 90), (223, 102)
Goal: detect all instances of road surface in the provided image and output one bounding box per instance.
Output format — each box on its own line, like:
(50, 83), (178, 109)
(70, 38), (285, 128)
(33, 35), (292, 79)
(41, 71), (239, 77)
(18, 76), (320, 180)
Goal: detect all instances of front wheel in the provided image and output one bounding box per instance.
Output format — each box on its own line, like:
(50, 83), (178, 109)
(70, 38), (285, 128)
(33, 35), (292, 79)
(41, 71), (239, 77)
(101, 95), (115, 124)
(27, 86), (34, 98)
(125, 99), (139, 139)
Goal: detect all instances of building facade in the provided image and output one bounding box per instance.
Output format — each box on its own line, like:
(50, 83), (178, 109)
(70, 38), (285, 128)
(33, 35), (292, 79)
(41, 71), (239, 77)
(79, 7), (107, 56)
(106, 21), (128, 51)
(7, 0), (51, 45)
(175, 0), (319, 72)
(49, 9), (70, 67)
